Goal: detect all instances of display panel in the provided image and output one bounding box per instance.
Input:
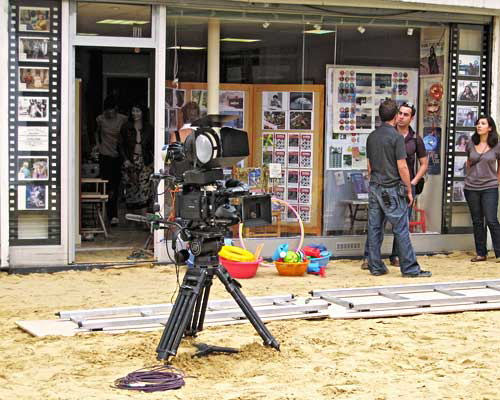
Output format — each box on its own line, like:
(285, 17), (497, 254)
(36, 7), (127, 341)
(8, 0), (61, 245)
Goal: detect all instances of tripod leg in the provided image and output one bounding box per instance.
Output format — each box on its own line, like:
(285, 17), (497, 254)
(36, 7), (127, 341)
(156, 268), (209, 361)
(187, 268), (214, 336)
(215, 266), (280, 351)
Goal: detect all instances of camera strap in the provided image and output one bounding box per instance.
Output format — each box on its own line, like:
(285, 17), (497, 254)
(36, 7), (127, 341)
(174, 130), (181, 142)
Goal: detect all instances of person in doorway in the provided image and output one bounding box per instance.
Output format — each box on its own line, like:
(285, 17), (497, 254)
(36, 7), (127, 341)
(95, 96), (127, 226)
(365, 99), (431, 277)
(464, 115), (500, 262)
(362, 102), (428, 269)
(119, 102), (154, 214)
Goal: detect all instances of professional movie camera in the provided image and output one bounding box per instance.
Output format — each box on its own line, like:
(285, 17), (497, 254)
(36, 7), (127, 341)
(153, 115), (279, 361)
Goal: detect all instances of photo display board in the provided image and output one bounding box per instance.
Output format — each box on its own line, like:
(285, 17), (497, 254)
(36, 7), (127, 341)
(442, 24), (490, 233)
(254, 85), (324, 235)
(8, 0), (62, 244)
(325, 65), (418, 171)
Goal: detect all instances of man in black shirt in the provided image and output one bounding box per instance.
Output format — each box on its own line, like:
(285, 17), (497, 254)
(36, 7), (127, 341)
(365, 99), (431, 277)
(362, 102), (428, 268)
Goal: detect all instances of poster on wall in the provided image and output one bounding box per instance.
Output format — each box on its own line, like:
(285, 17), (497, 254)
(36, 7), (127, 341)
(18, 126), (49, 151)
(17, 156), (49, 181)
(17, 184), (48, 210)
(19, 7), (50, 32)
(19, 37), (50, 62)
(18, 96), (49, 121)
(325, 65), (418, 170)
(424, 127), (441, 175)
(420, 28), (446, 75)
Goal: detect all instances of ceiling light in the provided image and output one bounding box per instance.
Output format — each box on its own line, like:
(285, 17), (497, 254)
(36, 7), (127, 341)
(262, 21), (270, 29)
(167, 46), (206, 50)
(220, 38), (261, 43)
(313, 23), (321, 31)
(357, 25), (366, 34)
(304, 29), (335, 35)
(407, 27), (414, 36)
(96, 19), (150, 25)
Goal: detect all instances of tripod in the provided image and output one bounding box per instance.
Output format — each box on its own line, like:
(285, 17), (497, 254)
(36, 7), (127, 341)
(156, 235), (280, 361)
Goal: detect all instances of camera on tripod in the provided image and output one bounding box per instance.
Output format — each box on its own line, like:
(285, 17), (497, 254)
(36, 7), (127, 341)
(154, 115), (280, 361)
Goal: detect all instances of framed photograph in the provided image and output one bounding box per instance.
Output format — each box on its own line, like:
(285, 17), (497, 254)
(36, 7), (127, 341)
(191, 90), (207, 110)
(19, 67), (49, 92)
(458, 80), (479, 102)
(263, 111), (285, 130)
(19, 7), (50, 32)
(263, 91), (285, 111)
(457, 105), (478, 127)
(174, 89), (185, 108)
(18, 126), (49, 151)
(165, 88), (174, 108)
(17, 156), (49, 181)
(289, 92), (313, 110)
(220, 91), (244, 110)
(290, 111), (312, 130)
(18, 96), (49, 122)
(18, 184), (48, 210)
(454, 156), (467, 178)
(458, 54), (481, 77)
(453, 181), (466, 203)
(455, 131), (472, 152)
(19, 37), (50, 62)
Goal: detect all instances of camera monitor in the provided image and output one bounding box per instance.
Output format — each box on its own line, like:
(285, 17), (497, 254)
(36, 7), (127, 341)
(241, 194), (272, 227)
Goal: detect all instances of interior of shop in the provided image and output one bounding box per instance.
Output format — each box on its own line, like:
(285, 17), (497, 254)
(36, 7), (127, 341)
(75, 46), (155, 262)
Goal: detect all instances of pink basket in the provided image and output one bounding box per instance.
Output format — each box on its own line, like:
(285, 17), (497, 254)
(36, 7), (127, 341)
(219, 257), (262, 279)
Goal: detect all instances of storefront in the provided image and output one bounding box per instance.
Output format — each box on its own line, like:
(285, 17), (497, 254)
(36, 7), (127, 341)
(2, 0), (500, 269)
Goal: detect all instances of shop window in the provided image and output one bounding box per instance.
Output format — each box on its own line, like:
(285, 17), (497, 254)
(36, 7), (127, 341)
(166, 17), (207, 83)
(76, 2), (152, 38)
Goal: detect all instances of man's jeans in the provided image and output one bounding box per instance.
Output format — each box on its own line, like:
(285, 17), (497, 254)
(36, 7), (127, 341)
(364, 185), (416, 260)
(367, 183), (421, 275)
(464, 188), (500, 258)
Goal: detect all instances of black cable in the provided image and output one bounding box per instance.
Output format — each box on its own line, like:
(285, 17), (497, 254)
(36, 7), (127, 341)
(113, 365), (186, 392)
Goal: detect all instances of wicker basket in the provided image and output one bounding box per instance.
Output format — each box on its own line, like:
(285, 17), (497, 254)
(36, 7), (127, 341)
(275, 260), (309, 276)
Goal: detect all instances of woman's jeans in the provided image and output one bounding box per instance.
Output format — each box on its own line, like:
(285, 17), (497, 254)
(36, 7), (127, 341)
(464, 187), (500, 258)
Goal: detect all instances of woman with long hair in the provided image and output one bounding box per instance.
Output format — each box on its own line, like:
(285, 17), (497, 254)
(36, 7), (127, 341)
(119, 102), (154, 213)
(464, 115), (500, 262)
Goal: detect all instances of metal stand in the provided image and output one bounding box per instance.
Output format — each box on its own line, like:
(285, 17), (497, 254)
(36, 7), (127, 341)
(156, 256), (280, 361)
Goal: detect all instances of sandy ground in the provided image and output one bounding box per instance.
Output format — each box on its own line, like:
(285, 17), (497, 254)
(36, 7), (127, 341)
(2, 251), (500, 399)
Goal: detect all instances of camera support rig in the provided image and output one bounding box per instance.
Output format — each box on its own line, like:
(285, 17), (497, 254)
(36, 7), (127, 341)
(156, 229), (280, 361)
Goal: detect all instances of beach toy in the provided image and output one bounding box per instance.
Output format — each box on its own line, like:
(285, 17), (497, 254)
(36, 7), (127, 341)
(219, 257), (262, 279)
(219, 245), (255, 262)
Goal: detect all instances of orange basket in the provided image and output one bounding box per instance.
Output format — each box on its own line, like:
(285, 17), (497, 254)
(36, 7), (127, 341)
(275, 260), (309, 276)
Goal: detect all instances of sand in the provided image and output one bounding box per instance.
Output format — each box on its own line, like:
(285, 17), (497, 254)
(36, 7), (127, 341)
(1, 251), (500, 399)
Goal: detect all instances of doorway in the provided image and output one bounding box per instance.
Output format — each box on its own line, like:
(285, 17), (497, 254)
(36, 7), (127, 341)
(75, 46), (155, 263)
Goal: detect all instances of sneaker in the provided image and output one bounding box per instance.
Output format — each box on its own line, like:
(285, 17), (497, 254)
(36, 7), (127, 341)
(389, 257), (400, 267)
(361, 259), (369, 270)
(110, 217), (119, 226)
(402, 270), (432, 278)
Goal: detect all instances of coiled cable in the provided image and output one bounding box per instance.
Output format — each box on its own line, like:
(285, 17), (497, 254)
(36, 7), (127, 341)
(113, 365), (186, 392)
